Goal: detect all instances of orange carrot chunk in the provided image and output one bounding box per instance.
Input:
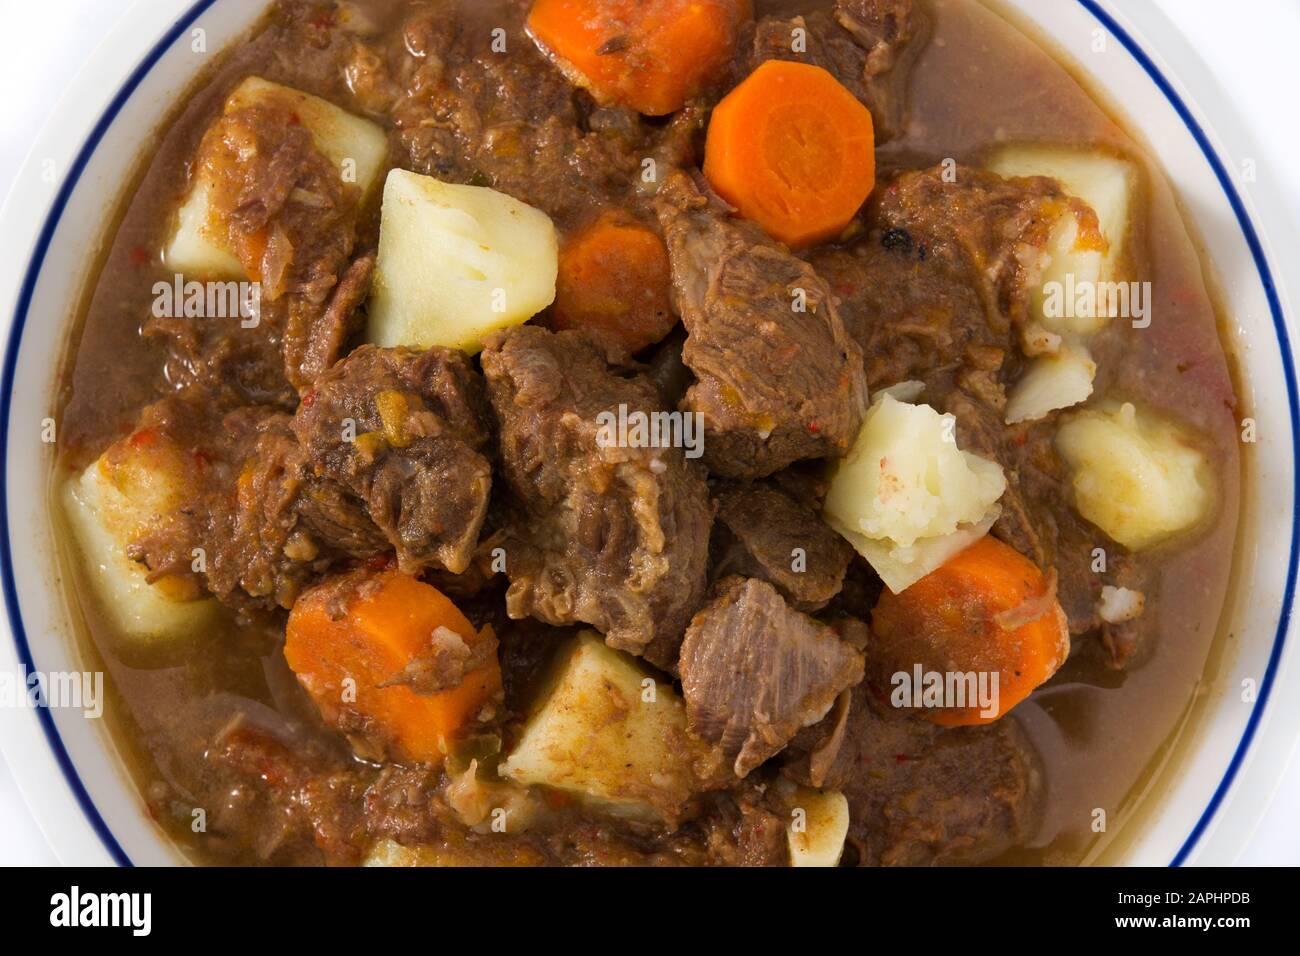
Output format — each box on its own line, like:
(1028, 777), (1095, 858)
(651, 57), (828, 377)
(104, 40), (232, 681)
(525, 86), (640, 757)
(527, 0), (752, 116)
(285, 570), (501, 763)
(870, 536), (1070, 726)
(547, 210), (677, 356)
(704, 60), (876, 248)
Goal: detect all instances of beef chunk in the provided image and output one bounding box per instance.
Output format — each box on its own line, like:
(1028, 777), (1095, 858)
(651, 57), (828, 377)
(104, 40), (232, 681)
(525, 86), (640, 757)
(785, 687), (1043, 865)
(292, 345), (493, 576)
(206, 406), (323, 607)
(644, 326), (693, 410)
(128, 346), (493, 610)
(679, 577), (864, 777)
(481, 326), (712, 671)
(711, 482), (853, 611)
(746, 0), (925, 142)
(813, 163), (1072, 395)
(655, 172), (869, 479)
(292, 253), (376, 387)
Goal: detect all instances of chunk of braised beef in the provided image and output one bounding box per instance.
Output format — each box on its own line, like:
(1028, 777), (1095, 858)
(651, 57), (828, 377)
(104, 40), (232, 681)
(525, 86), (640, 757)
(679, 577), (865, 778)
(784, 686), (1044, 866)
(480, 326), (712, 671)
(290, 252), (376, 387)
(711, 482), (853, 612)
(655, 171), (869, 479)
(813, 163), (1072, 394)
(291, 344), (494, 576)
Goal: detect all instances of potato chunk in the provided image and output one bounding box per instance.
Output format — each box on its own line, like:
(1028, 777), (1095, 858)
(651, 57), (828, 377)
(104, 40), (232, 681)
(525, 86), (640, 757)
(1004, 344), (1096, 424)
(988, 147), (1137, 335)
(498, 632), (703, 820)
(784, 786), (851, 868)
(366, 170), (558, 354)
(61, 432), (214, 644)
(1056, 402), (1212, 550)
(165, 76), (388, 279)
(841, 505), (1001, 596)
(166, 180), (246, 280)
(823, 395), (1006, 592)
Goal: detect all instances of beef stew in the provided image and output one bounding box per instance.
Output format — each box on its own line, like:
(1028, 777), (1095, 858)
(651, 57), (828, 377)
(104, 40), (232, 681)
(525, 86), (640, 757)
(51, 0), (1242, 866)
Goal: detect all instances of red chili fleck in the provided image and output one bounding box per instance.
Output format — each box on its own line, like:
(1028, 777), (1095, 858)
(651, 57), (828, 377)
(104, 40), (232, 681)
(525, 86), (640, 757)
(807, 421), (821, 434)
(894, 754), (910, 764)
(310, 11), (335, 30)
(128, 245), (151, 267)
(301, 388), (317, 408)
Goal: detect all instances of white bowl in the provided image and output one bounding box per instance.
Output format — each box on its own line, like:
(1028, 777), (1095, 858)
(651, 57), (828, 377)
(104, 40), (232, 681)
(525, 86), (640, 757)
(0, 0), (1296, 866)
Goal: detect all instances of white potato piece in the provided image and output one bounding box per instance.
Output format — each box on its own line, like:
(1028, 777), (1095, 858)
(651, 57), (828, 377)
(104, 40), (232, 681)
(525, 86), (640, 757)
(876, 379), (925, 404)
(366, 169), (558, 354)
(839, 505), (1001, 595)
(823, 396), (1006, 591)
(988, 146), (1138, 335)
(1004, 344), (1096, 424)
(498, 632), (701, 821)
(824, 396), (1006, 548)
(61, 439), (214, 644)
(166, 76), (388, 279)
(224, 77), (389, 191)
(786, 787), (851, 868)
(1056, 402), (1212, 550)
(166, 180), (246, 280)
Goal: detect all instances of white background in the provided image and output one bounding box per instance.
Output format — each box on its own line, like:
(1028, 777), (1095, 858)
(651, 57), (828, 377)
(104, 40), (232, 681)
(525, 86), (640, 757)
(0, 0), (1296, 866)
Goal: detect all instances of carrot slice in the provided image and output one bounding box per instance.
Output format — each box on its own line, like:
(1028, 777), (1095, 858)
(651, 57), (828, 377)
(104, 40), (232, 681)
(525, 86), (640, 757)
(704, 60), (876, 248)
(285, 570), (501, 763)
(527, 0), (752, 116)
(870, 536), (1070, 726)
(547, 210), (676, 355)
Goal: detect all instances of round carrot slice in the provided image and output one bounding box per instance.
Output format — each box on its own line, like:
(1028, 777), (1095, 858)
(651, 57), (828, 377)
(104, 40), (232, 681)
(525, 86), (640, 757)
(704, 60), (876, 248)
(870, 536), (1070, 726)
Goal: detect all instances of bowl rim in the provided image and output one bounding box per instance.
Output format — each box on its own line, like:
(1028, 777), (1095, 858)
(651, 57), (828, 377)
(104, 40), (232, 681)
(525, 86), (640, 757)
(0, 0), (1294, 867)
(1076, 0), (1297, 864)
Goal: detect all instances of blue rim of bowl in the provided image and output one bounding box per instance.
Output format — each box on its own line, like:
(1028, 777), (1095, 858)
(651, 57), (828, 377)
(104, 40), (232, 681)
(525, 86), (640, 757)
(1, 0), (1295, 869)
